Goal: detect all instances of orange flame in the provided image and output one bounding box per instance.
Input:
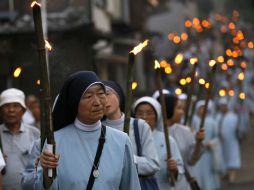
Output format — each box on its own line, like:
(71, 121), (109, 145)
(228, 89), (235, 97)
(31, 1), (41, 8)
(248, 41), (254, 49)
(130, 40), (149, 55)
(205, 83), (210, 89)
(181, 33), (188, 41)
(226, 49), (232, 56)
(185, 20), (192, 28)
(220, 25), (227, 33)
(217, 56), (224, 63)
(160, 60), (168, 68)
(173, 36), (181, 44)
(227, 59), (234, 66)
(221, 63), (228, 71)
(240, 61), (247, 69)
(236, 31), (244, 40)
(192, 18), (200, 26)
(228, 22), (236, 30)
(36, 79), (41, 85)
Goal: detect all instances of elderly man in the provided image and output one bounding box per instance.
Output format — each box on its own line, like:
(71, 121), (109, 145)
(0, 88), (40, 190)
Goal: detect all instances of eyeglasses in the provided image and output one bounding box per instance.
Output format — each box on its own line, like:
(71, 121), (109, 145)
(135, 111), (156, 118)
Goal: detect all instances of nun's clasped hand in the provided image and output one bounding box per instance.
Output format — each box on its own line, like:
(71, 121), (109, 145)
(40, 150), (60, 170)
(196, 128), (205, 142)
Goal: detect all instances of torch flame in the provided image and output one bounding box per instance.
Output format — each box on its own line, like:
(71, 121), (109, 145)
(228, 89), (235, 97)
(45, 40), (52, 51)
(154, 60), (160, 69)
(179, 79), (187, 86)
(217, 56), (224, 63)
(238, 72), (244, 80)
(36, 79), (41, 85)
(219, 89), (226, 97)
(208, 60), (216, 67)
(199, 78), (205, 85)
(175, 88), (182, 95)
(175, 53), (183, 64)
(239, 92), (245, 100)
(31, 1), (41, 8)
(130, 40), (149, 55)
(13, 67), (22, 78)
(186, 77), (192, 83)
(132, 82), (138, 90)
(165, 66), (172, 74)
(190, 57), (198, 65)
(205, 82), (210, 89)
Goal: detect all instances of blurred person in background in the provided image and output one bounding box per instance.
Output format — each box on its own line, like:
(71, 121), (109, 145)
(0, 88), (40, 190)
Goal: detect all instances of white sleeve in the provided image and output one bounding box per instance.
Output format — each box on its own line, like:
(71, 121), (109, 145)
(0, 149), (6, 171)
(134, 120), (160, 175)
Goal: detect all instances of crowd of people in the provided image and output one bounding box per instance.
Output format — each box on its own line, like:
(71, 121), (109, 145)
(0, 68), (250, 190)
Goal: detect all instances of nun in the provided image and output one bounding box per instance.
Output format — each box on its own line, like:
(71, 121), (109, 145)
(35, 71), (141, 190)
(215, 97), (241, 183)
(191, 100), (221, 190)
(156, 94), (206, 189)
(133, 96), (190, 190)
(101, 80), (160, 190)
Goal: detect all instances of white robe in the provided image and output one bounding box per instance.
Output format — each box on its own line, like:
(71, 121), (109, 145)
(216, 112), (241, 169)
(35, 123), (141, 190)
(103, 114), (160, 176)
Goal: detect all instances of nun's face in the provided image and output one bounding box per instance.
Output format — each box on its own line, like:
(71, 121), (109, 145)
(198, 105), (205, 117)
(105, 88), (121, 118)
(77, 84), (106, 124)
(172, 100), (184, 123)
(135, 103), (156, 130)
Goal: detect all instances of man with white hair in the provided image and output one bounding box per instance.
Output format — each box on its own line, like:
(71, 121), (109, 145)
(0, 88), (40, 190)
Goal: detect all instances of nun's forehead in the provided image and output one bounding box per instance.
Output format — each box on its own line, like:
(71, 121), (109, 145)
(83, 82), (105, 94)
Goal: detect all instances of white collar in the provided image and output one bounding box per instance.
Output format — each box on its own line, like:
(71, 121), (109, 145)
(105, 113), (125, 126)
(74, 118), (101, 132)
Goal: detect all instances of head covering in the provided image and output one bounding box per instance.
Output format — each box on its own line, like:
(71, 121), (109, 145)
(133, 96), (163, 130)
(159, 94), (178, 119)
(152, 89), (170, 100)
(196, 100), (214, 115)
(178, 93), (187, 100)
(0, 88), (26, 109)
(53, 71), (105, 131)
(102, 80), (125, 112)
(218, 97), (228, 105)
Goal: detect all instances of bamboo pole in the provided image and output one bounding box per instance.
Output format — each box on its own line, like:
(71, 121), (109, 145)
(154, 61), (175, 186)
(184, 60), (198, 125)
(123, 52), (135, 134)
(32, 1), (56, 186)
(199, 61), (217, 130)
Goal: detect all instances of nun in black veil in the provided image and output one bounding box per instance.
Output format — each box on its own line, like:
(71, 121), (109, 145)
(36, 71), (141, 190)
